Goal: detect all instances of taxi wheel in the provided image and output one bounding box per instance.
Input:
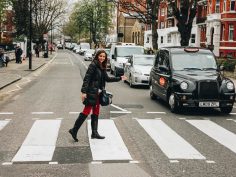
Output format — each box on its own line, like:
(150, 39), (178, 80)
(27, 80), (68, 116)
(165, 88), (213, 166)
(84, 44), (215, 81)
(110, 69), (113, 75)
(150, 85), (156, 100)
(220, 107), (233, 114)
(168, 93), (179, 113)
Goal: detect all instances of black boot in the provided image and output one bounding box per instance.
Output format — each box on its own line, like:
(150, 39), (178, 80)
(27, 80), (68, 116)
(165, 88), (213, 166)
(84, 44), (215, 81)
(69, 113), (87, 142)
(91, 114), (105, 139)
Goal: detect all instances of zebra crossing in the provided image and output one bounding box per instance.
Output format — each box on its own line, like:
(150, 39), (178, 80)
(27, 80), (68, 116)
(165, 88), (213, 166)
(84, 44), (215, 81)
(0, 117), (236, 165)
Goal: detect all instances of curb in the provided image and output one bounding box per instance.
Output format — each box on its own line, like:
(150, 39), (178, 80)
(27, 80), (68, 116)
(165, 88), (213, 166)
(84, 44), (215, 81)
(0, 76), (22, 90)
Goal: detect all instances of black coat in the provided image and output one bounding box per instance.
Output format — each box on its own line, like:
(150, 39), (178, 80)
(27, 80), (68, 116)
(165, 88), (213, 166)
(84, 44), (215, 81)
(81, 60), (121, 105)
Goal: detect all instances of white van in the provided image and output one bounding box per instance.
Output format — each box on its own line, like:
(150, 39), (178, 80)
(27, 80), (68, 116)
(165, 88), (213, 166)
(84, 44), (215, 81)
(109, 44), (145, 76)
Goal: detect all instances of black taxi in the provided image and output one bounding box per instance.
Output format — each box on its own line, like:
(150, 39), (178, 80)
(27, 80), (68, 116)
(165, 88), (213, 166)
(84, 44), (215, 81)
(149, 47), (235, 113)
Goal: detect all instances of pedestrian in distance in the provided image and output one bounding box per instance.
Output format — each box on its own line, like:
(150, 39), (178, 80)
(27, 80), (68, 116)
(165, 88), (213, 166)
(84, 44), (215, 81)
(0, 47), (10, 67)
(34, 45), (40, 58)
(69, 49), (127, 142)
(15, 45), (23, 64)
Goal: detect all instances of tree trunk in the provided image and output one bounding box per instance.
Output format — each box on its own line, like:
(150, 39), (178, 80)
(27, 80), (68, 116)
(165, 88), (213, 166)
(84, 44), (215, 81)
(152, 20), (158, 50)
(177, 22), (192, 46)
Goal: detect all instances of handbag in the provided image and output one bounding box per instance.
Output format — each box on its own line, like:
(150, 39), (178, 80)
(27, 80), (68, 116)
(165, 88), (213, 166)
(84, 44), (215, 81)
(99, 89), (113, 106)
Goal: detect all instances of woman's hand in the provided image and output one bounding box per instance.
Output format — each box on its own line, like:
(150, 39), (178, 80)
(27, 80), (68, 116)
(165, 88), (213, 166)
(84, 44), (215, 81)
(121, 75), (127, 81)
(81, 93), (87, 102)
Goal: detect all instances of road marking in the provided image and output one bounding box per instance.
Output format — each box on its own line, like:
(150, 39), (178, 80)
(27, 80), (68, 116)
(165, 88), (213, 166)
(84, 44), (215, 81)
(49, 161), (58, 165)
(170, 160), (179, 163)
(111, 104), (128, 112)
(137, 119), (206, 160)
(146, 112), (166, 114)
(178, 118), (186, 120)
(129, 160), (139, 164)
(91, 161), (102, 164)
(31, 112), (54, 115)
(0, 112), (14, 115)
(88, 119), (132, 161)
(12, 120), (61, 162)
(2, 162), (13, 165)
(69, 112), (80, 114)
(186, 120), (236, 154)
(110, 111), (132, 114)
(229, 113), (236, 115)
(206, 160), (215, 164)
(0, 120), (10, 131)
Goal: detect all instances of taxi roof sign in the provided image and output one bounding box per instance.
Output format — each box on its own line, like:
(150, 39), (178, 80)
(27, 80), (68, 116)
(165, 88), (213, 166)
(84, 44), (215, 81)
(184, 47), (199, 52)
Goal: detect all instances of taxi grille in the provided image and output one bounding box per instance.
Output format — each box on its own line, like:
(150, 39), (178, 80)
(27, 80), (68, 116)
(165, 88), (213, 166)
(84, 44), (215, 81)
(198, 81), (219, 99)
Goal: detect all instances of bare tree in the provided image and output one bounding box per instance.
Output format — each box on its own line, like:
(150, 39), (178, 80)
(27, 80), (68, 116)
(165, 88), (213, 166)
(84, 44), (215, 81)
(32, 0), (66, 42)
(169, 0), (197, 46)
(112, 0), (160, 50)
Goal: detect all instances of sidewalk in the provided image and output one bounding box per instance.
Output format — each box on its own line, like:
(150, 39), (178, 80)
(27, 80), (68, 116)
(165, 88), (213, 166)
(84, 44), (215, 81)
(0, 54), (53, 90)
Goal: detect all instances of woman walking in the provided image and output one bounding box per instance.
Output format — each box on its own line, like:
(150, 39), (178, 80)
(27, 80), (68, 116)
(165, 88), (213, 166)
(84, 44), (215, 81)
(69, 49), (127, 142)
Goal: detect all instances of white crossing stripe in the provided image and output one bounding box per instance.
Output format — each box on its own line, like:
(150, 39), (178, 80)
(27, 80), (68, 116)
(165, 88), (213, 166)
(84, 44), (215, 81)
(12, 120), (61, 162)
(0, 112), (14, 115)
(186, 120), (236, 154)
(0, 120), (10, 131)
(88, 119), (132, 161)
(137, 119), (206, 160)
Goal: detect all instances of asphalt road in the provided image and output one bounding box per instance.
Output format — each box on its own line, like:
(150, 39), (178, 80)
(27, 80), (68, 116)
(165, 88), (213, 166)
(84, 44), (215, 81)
(0, 50), (236, 177)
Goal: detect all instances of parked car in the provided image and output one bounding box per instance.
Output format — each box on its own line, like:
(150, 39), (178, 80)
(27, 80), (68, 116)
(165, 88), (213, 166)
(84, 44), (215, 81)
(84, 49), (95, 61)
(124, 54), (155, 87)
(110, 44), (145, 76)
(57, 44), (63, 49)
(149, 47), (235, 114)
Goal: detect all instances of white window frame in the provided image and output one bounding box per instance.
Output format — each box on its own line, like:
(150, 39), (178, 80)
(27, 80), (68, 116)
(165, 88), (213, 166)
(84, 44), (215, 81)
(167, 20), (172, 28)
(161, 8), (165, 16)
(222, 24), (225, 41)
(161, 22), (165, 29)
(215, 0), (220, 13)
(191, 34), (196, 43)
(229, 24), (234, 41)
(167, 34), (171, 43)
(223, 0), (227, 11)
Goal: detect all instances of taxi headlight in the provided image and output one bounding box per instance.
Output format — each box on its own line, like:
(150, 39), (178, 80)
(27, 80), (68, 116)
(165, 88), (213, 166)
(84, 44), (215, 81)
(180, 81), (188, 90)
(226, 81), (234, 90)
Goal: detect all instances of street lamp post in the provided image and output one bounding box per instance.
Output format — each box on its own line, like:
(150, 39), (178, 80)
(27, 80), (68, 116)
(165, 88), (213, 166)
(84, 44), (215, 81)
(29, 0), (32, 70)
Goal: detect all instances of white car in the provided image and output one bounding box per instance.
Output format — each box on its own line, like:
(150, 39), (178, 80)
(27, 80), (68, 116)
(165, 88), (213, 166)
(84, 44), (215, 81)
(84, 49), (95, 61)
(124, 54), (155, 87)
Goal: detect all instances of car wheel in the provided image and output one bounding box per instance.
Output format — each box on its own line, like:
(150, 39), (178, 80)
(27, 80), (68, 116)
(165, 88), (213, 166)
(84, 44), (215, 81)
(110, 69), (113, 75)
(150, 85), (156, 100)
(168, 93), (180, 113)
(129, 75), (133, 88)
(220, 107), (233, 114)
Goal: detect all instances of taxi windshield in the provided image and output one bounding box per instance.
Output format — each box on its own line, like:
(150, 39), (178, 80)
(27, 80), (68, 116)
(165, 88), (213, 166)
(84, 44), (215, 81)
(171, 53), (217, 71)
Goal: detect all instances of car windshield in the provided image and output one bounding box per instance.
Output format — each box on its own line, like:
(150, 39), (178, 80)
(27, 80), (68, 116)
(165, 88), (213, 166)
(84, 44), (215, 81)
(133, 56), (154, 66)
(171, 53), (217, 71)
(117, 47), (144, 57)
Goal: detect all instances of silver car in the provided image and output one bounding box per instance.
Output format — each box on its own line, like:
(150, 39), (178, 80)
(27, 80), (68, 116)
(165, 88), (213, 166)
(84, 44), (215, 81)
(84, 49), (95, 61)
(124, 54), (155, 87)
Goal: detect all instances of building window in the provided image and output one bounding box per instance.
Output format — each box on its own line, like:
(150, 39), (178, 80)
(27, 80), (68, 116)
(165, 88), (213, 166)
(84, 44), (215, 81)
(161, 36), (163, 43)
(167, 6), (173, 16)
(215, 0), (220, 13)
(167, 34), (171, 43)
(229, 24), (234, 41)
(161, 8), (165, 16)
(223, 0), (226, 11)
(191, 34), (196, 43)
(230, 0), (235, 11)
(221, 24), (225, 41)
(167, 20), (172, 28)
(147, 37), (149, 43)
(160, 22), (165, 29)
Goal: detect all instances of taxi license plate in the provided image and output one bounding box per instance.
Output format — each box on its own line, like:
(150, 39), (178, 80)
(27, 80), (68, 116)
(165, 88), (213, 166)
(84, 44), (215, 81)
(199, 102), (219, 107)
